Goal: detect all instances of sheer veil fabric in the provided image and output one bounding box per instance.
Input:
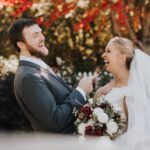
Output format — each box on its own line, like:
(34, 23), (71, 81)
(114, 49), (150, 149)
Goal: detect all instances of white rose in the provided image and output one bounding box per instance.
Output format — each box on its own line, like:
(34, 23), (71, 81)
(106, 119), (119, 135)
(97, 112), (109, 123)
(93, 107), (104, 114)
(78, 123), (87, 135)
(88, 98), (94, 104)
(87, 119), (94, 126)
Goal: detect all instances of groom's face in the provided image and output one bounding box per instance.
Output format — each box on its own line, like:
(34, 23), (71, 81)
(22, 24), (49, 58)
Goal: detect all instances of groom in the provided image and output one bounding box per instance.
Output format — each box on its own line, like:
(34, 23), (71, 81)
(8, 18), (96, 134)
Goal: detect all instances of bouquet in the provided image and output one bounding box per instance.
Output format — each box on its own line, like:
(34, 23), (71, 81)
(73, 96), (127, 139)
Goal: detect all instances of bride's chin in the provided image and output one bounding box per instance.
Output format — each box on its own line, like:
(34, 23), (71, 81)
(106, 68), (113, 74)
(105, 67), (110, 72)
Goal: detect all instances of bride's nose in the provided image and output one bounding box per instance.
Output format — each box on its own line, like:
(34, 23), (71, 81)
(102, 52), (106, 58)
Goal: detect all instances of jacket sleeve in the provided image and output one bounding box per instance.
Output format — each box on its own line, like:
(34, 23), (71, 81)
(22, 73), (86, 132)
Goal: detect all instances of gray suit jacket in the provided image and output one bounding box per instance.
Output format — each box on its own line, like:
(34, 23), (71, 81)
(14, 60), (86, 134)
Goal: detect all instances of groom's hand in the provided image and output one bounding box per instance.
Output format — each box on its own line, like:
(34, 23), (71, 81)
(78, 74), (98, 93)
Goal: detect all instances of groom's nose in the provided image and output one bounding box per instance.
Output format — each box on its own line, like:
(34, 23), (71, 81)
(39, 32), (45, 42)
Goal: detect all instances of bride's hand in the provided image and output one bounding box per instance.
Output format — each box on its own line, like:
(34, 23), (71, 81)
(94, 81), (114, 99)
(94, 88), (104, 99)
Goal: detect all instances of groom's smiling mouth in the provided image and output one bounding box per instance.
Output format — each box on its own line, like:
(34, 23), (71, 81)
(38, 43), (45, 48)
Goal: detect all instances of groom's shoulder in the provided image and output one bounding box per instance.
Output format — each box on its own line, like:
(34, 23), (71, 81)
(16, 63), (41, 76)
(15, 66), (42, 83)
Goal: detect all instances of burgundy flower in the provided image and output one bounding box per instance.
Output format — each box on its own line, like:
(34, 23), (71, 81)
(74, 98), (127, 138)
(85, 125), (103, 137)
(94, 130), (103, 136)
(85, 125), (94, 135)
(99, 103), (108, 109)
(79, 105), (92, 118)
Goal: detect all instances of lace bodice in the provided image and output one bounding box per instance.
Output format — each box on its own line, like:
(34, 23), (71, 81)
(102, 86), (130, 116)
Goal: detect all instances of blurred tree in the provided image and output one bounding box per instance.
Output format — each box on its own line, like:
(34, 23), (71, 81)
(0, 0), (149, 71)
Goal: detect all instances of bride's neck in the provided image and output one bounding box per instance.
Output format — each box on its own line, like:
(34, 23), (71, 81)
(113, 69), (129, 87)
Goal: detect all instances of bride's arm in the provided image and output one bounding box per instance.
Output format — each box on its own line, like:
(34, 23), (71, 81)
(94, 87), (105, 99)
(94, 81), (114, 99)
(123, 97), (128, 120)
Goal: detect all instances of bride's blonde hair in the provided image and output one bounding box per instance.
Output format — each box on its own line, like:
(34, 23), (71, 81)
(108, 37), (135, 69)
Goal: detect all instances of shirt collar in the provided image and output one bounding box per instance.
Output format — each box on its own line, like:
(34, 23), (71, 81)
(20, 55), (48, 69)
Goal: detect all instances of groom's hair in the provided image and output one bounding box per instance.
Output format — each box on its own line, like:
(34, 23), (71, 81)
(8, 18), (37, 52)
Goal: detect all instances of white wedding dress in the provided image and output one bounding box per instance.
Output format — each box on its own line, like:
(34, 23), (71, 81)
(98, 49), (150, 150)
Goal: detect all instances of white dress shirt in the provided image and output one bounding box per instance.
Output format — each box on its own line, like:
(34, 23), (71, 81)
(20, 55), (87, 101)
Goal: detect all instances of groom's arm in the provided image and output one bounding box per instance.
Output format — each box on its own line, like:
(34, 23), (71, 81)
(64, 76), (96, 108)
(22, 73), (87, 132)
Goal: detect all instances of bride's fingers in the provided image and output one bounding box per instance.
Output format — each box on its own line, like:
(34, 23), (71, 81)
(94, 87), (104, 99)
(93, 72), (99, 79)
(93, 93), (98, 99)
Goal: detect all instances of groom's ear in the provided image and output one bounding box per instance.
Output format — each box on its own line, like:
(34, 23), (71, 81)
(17, 41), (25, 50)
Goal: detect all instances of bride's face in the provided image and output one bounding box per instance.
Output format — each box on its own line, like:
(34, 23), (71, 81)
(102, 43), (126, 74)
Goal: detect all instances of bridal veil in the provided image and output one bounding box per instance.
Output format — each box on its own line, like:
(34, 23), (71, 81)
(116, 49), (150, 149)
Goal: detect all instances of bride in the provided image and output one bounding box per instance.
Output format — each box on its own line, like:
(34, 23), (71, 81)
(94, 37), (150, 150)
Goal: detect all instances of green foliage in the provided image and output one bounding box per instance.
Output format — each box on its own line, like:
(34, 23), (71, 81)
(0, 73), (32, 131)
(96, 70), (114, 88)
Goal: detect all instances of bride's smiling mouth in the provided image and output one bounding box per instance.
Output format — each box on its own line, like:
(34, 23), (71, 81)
(104, 60), (110, 65)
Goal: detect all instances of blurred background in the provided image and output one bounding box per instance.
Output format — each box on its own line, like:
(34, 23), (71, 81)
(0, 0), (150, 132)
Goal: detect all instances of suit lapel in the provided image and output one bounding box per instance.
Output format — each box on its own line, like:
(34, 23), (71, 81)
(41, 68), (72, 92)
(19, 60), (72, 92)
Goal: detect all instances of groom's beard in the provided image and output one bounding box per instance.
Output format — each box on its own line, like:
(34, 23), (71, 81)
(26, 44), (49, 58)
